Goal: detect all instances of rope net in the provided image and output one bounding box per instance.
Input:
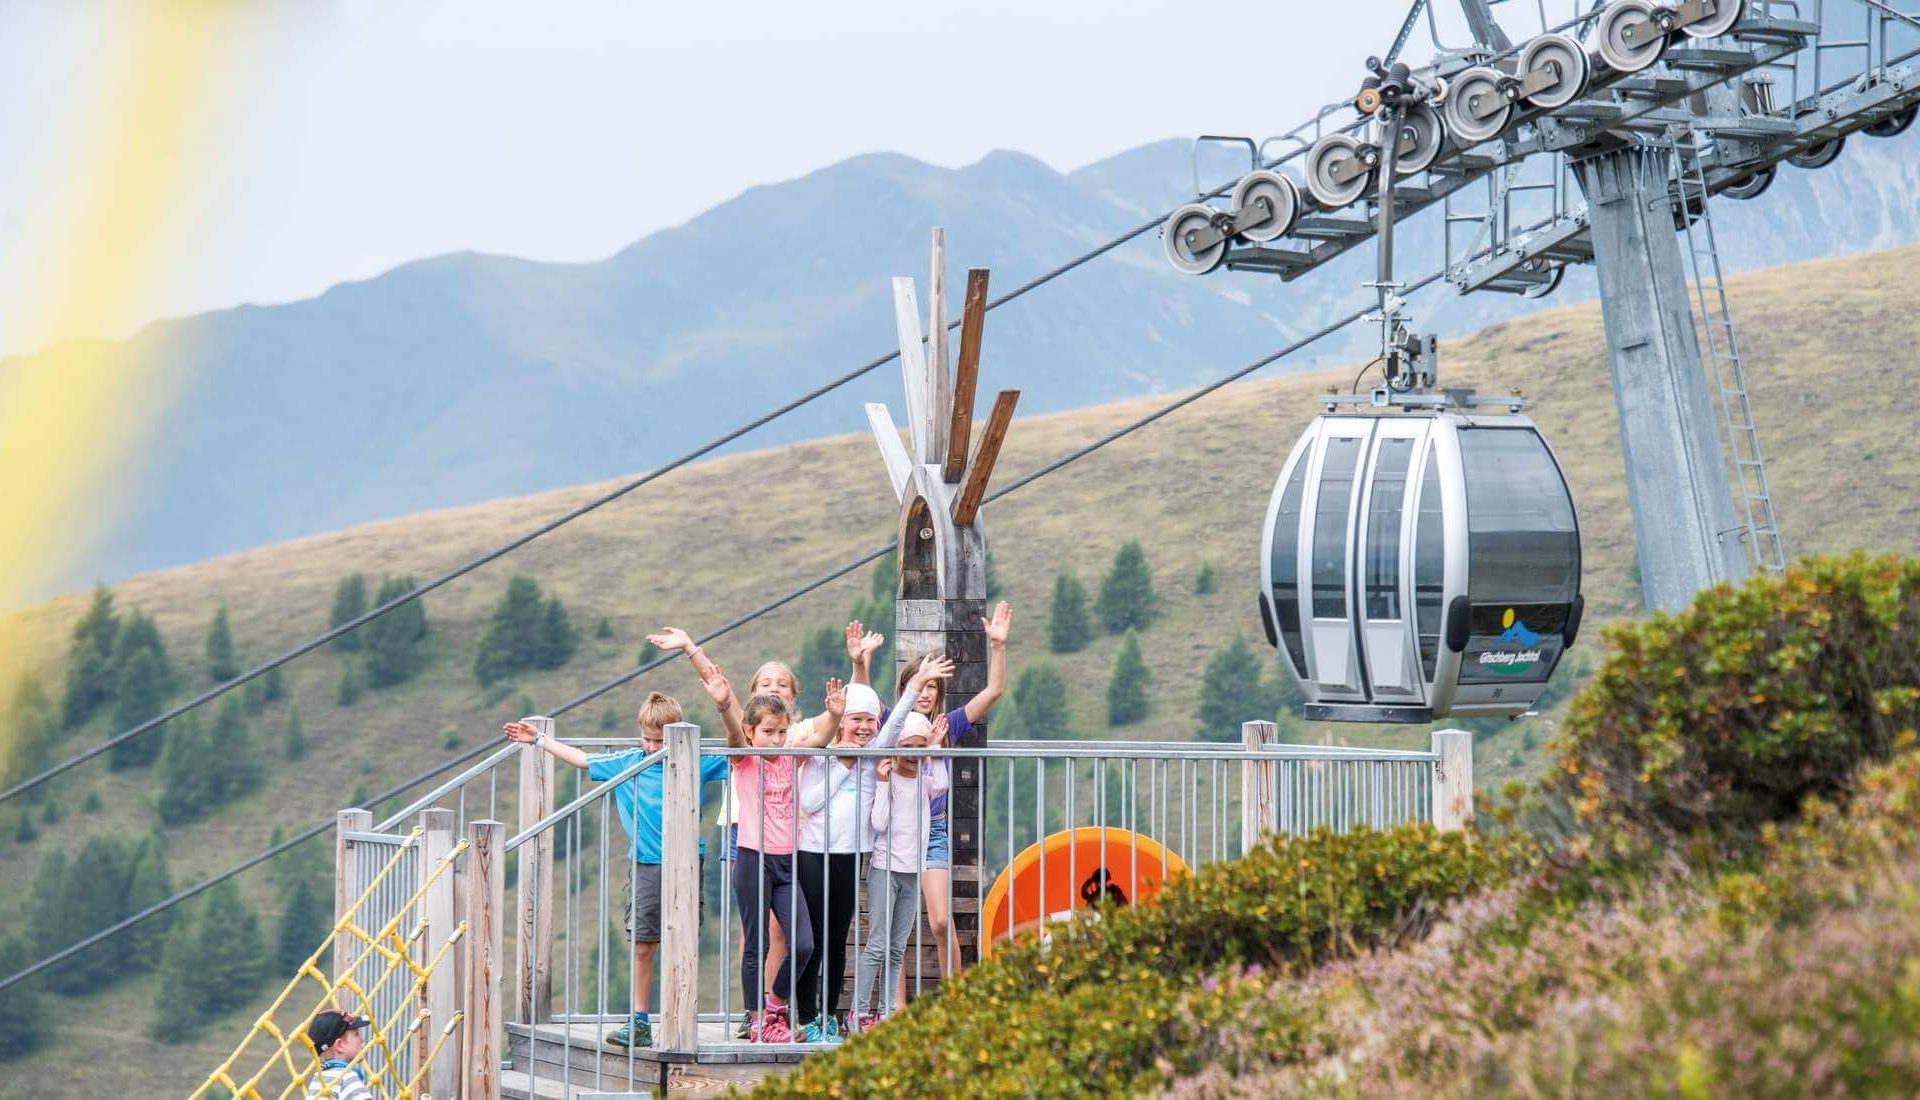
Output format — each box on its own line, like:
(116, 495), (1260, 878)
(195, 828), (470, 1099)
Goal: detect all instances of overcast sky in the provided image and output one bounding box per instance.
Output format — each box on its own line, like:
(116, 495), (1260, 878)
(0, 0), (1523, 357)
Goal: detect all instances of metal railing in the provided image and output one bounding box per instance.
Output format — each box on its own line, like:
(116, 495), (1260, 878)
(432, 718), (1471, 1097)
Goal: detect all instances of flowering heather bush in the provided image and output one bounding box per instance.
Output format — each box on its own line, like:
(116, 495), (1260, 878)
(1547, 554), (1920, 849)
(1170, 750), (1920, 1099)
(752, 823), (1531, 1099)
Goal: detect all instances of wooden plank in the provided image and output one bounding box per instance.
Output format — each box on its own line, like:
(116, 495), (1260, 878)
(1240, 721), (1277, 855)
(864, 403), (912, 500)
(659, 722), (702, 1052)
(418, 807), (460, 1095)
(516, 721), (556, 1024)
(925, 229), (952, 468)
(465, 820), (507, 1100)
(950, 390), (1018, 527)
(944, 269), (989, 482)
(1431, 729), (1474, 830)
(333, 808), (372, 1015)
(892, 277), (930, 459)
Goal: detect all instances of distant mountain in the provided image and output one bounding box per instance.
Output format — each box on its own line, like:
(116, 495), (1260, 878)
(7, 125), (1916, 602)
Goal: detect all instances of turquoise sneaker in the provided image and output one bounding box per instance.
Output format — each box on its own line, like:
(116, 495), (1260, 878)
(605, 1014), (651, 1048)
(798, 1019), (827, 1044)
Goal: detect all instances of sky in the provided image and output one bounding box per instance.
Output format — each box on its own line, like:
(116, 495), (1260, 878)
(0, 0), (1535, 359)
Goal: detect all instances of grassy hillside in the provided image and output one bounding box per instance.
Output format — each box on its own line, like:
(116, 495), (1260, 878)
(1, 243), (1917, 1094)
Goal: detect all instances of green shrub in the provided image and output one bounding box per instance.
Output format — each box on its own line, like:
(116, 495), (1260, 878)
(762, 823), (1530, 1098)
(1548, 554), (1920, 848)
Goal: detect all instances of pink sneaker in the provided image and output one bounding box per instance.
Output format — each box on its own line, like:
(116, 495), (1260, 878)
(756, 1004), (792, 1043)
(852, 1011), (882, 1035)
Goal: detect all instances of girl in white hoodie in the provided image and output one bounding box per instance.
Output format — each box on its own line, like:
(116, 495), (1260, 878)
(849, 710), (948, 1030)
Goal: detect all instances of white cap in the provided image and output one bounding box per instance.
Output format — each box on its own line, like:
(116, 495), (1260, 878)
(902, 710), (934, 741)
(842, 682), (882, 718)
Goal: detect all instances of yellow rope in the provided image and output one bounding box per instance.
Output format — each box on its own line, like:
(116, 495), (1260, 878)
(194, 830), (471, 1100)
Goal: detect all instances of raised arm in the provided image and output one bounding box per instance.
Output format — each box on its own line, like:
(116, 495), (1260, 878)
(694, 662), (748, 747)
(504, 720), (590, 770)
(650, 627), (744, 730)
(964, 601), (1014, 725)
(845, 620), (886, 686)
(796, 677), (844, 747)
(799, 756), (852, 816)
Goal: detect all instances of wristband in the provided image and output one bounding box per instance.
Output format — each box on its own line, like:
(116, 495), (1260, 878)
(532, 730), (550, 747)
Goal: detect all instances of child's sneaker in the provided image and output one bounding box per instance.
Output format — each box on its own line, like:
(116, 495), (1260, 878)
(735, 1013), (755, 1040)
(824, 1014), (845, 1044)
(755, 1004), (792, 1043)
(797, 1018), (828, 1044)
(851, 1011), (882, 1035)
(605, 1013), (651, 1048)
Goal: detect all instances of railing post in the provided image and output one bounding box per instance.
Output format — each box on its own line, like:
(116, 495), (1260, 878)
(1431, 729), (1473, 831)
(1240, 720), (1277, 856)
(417, 807), (459, 1095)
(463, 819), (506, 1100)
(333, 807), (372, 1015)
(659, 721), (702, 1052)
(515, 716), (556, 1025)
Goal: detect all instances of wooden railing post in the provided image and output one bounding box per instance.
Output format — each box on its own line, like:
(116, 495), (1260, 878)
(332, 808), (372, 1014)
(659, 722), (702, 1052)
(1431, 729), (1474, 831)
(463, 820), (506, 1100)
(1240, 720), (1278, 856)
(515, 716), (556, 1024)
(416, 807), (459, 1095)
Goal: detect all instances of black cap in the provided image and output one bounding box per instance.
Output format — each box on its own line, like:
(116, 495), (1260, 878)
(307, 1010), (369, 1050)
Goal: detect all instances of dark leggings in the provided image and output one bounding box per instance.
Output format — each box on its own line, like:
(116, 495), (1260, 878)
(733, 847), (813, 1012)
(795, 850), (859, 1024)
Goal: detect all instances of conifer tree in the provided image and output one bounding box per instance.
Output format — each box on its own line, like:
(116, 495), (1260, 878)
(851, 552), (897, 680)
(336, 662), (364, 707)
(61, 585), (120, 728)
(1012, 664), (1073, 740)
(1105, 629), (1152, 726)
(157, 880), (266, 1019)
(1096, 542), (1159, 633)
(1047, 573), (1092, 654)
(283, 706), (308, 761)
(3, 677), (58, 802)
(985, 550), (1003, 601)
(122, 835), (174, 965)
(158, 713), (212, 825)
(274, 875), (329, 974)
(599, 705), (618, 732)
(1195, 634), (1276, 742)
(474, 576), (545, 685)
(328, 573), (368, 651)
(205, 606), (238, 683)
(1194, 561), (1219, 595)
(0, 937), (46, 1061)
(594, 617), (614, 640)
(45, 837), (136, 992)
(113, 610), (175, 695)
(795, 624), (842, 713)
(364, 576), (428, 688)
(109, 646), (170, 770)
(262, 662), (285, 703)
(206, 696), (264, 803)
(536, 596), (578, 670)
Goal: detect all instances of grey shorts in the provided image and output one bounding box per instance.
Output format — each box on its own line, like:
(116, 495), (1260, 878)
(623, 859), (703, 943)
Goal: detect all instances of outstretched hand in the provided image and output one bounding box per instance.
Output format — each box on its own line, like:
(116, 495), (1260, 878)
(697, 662), (735, 710)
(982, 601), (1013, 645)
(911, 653), (955, 688)
(823, 677), (846, 718)
(646, 626), (695, 654)
(503, 721), (538, 744)
(930, 712), (950, 747)
(846, 620), (886, 662)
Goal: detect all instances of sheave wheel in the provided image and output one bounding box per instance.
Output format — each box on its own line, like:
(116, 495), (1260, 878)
(1392, 103), (1448, 175)
(1229, 170), (1300, 242)
(1518, 34), (1591, 110)
(1305, 133), (1374, 208)
(1682, 0), (1744, 38)
(1162, 203), (1229, 275)
(1596, 0), (1669, 74)
(1443, 66), (1512, 146)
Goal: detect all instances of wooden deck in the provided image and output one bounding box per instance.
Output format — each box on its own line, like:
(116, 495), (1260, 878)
(503, 1019), (805, 1098)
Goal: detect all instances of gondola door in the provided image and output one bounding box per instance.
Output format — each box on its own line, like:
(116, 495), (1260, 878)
(1353, 418), (1430, 713)
(1299, 418), (1373, 703)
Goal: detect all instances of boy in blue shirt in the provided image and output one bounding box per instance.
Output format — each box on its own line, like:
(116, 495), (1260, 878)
(504, 691), (728, 1048)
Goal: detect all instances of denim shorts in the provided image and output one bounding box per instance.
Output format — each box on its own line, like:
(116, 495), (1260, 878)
(924, 814), (951, 870)
(727, 823), (739, 862)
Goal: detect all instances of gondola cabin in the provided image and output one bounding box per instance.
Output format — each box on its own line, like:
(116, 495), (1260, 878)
(1259, 411), (1582, 723)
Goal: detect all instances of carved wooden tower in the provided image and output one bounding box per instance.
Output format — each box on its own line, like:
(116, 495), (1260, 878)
(866, 228), (1018, 982)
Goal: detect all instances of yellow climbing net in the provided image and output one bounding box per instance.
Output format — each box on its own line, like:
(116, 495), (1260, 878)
(195, 828), (469, 1099)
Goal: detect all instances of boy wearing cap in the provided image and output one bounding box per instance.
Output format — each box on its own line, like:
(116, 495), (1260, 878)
(304, 1009), (373, 1100)
(504, 691), (729, 1049)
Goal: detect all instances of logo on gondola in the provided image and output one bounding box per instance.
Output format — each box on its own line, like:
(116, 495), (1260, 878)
(1478, 608), (1543, 676)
